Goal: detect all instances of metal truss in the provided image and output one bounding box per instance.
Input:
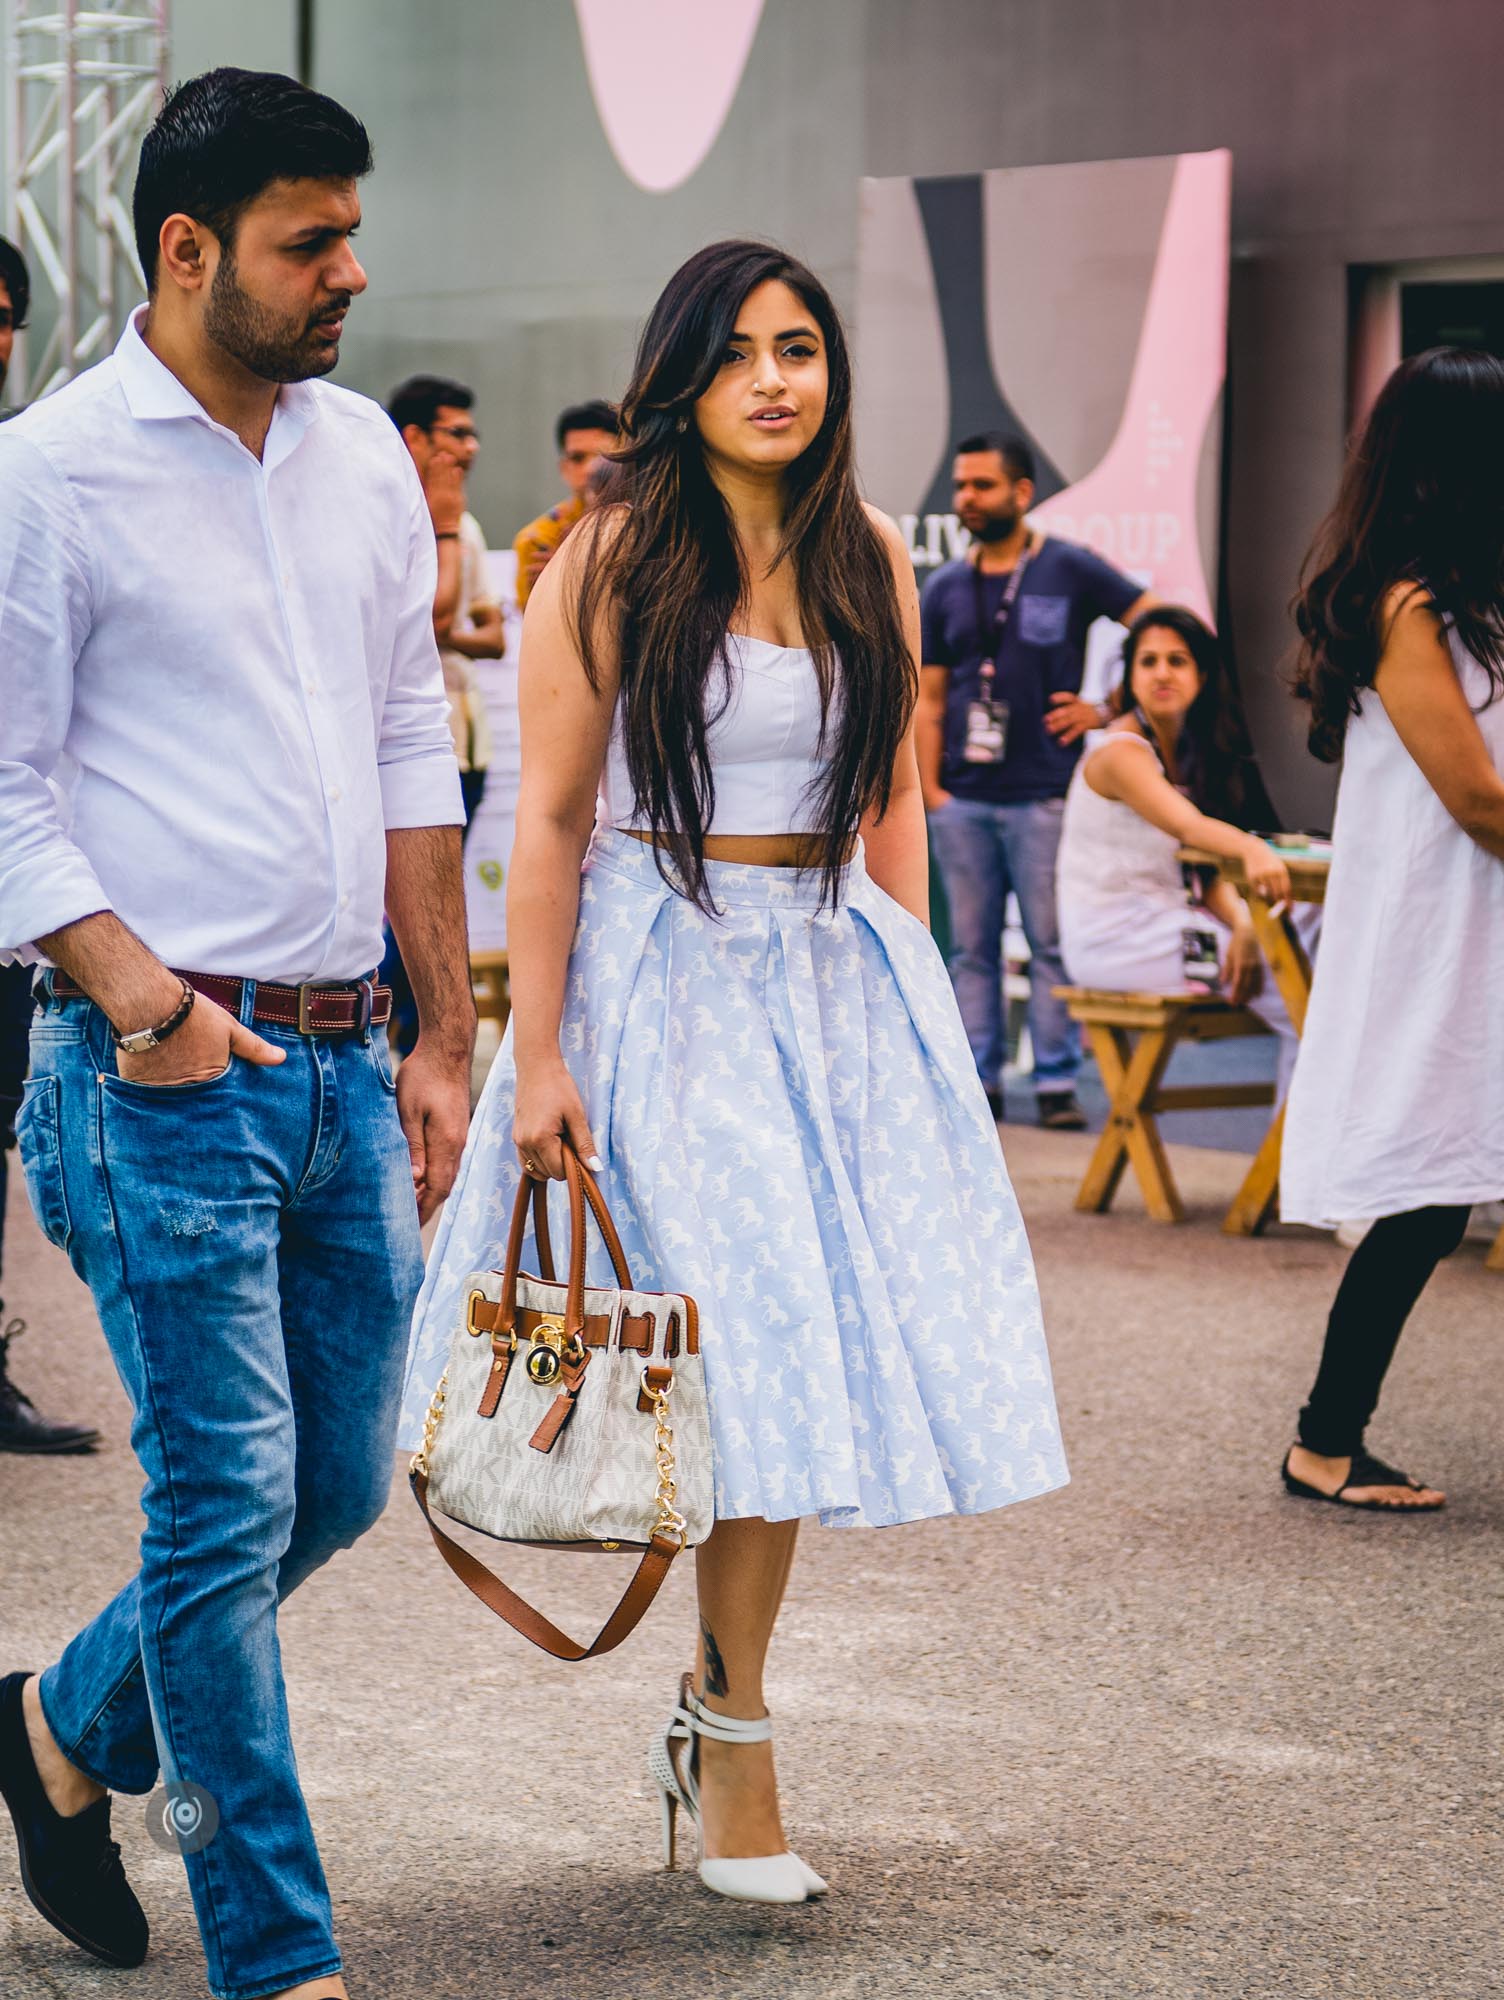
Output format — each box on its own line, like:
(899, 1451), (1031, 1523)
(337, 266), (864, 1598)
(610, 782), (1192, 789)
(4, 1), (170, 401)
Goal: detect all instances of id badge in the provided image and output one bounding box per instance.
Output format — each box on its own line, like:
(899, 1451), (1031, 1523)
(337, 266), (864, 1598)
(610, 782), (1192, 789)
(1181, 921), (1221, 990)
(962, 697), (1010, 766)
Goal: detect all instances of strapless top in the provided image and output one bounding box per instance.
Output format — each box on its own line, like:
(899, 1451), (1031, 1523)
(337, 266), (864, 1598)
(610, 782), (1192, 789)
(600, 632), (838, 835)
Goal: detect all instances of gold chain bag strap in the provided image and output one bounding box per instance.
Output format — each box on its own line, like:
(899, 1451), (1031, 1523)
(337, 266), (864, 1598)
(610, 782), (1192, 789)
(409, 1143), (714, 1659)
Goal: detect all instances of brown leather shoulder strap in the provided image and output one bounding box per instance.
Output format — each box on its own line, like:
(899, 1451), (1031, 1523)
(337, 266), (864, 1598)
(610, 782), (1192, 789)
(409, 1470), (679, 1660)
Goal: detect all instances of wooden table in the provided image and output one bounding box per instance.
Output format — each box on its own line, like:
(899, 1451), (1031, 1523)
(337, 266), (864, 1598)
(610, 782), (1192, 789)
(1177, 844), (1328, 1236)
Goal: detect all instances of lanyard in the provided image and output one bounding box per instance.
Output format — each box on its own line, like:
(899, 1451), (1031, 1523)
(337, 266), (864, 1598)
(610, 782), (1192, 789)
(970, 536), (1034, 696)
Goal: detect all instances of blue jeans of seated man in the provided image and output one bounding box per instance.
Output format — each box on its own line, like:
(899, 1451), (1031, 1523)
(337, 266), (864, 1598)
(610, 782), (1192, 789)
(927, 795), (1079, 1094)
(15, 981), (424, 2000)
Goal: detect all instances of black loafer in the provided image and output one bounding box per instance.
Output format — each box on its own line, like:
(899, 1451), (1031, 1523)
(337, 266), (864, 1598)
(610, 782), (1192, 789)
(1036, 1090), (1088, 1132)
(0, 1672), (148, 1968)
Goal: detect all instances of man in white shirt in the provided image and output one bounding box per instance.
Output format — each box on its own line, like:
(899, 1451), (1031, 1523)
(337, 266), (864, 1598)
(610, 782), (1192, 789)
(0, 69), (472, 2000)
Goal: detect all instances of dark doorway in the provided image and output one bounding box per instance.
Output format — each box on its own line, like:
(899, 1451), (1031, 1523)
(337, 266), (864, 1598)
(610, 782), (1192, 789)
(1401, 280), (1504, 358)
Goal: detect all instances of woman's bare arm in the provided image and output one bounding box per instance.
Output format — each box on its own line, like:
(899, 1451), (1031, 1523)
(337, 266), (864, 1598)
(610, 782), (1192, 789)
(1085, 734), (1289, 901)
(505, 526), (618, 1175)
(859, 507), (930, 924)
(1374, 585), (1504, 861)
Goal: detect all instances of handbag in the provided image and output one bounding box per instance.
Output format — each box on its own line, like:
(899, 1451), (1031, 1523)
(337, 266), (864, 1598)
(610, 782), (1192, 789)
(409, 1142), (714, 1659)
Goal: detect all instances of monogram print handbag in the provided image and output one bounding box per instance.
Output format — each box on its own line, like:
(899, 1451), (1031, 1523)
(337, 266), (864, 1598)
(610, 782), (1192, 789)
(409, 1144), (713, 1659)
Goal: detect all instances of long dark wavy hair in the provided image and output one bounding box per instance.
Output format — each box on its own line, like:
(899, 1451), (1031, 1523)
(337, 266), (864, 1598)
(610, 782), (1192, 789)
(1293, 346), (1504, 763)
(1115, 605), (1277, 829)
(570, 239), (914, 911)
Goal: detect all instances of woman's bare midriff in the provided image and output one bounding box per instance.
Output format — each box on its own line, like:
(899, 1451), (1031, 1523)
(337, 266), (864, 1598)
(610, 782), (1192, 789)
(624, 828), (850, 869)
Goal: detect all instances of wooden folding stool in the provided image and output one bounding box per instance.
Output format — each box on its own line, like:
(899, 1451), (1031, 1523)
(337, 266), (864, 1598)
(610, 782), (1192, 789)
(1053, 987), (1277, 1225)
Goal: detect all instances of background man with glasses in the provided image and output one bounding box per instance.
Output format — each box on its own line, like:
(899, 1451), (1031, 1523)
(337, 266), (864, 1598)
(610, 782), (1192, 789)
(387, 373), (503, 1054)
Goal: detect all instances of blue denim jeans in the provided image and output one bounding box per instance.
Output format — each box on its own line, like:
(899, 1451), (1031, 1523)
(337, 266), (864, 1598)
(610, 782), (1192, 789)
(927, 795), (1079, 1092)
(15, 980), (424, 2000)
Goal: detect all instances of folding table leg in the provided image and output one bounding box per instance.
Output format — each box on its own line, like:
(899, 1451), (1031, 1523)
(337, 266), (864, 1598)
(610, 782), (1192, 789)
(1223, 1104), (1285, 1237)
(1075, 1021), (1186, 1223)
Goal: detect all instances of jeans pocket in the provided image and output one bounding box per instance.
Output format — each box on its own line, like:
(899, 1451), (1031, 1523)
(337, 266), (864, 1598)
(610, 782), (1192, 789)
(102, 1061), (235, 1097)
(16, 1075), (73, 1250)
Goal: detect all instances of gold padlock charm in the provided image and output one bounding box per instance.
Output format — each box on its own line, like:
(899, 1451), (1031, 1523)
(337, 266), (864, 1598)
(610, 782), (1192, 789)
(526, 1317), (567, 1386)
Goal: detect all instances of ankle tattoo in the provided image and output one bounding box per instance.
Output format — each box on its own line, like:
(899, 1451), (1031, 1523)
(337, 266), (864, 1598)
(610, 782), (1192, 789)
(699, 1618), (729, 1699)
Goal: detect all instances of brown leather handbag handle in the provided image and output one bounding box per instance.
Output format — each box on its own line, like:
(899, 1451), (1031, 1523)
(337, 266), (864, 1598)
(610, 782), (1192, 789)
(498, 1143), (633, 1335)
(410, 1468), (681, 1660)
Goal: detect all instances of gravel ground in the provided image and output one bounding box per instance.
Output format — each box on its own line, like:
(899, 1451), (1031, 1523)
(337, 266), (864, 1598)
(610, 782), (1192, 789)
(2, 1127), (1500, 2000)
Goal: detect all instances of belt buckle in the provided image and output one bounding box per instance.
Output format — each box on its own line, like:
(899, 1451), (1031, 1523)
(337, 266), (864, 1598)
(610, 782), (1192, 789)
(296, 982), (347, 1036)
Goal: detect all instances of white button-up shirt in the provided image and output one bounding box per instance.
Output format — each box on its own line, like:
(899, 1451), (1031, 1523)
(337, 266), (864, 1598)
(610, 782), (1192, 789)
(0, 308), (463, 981)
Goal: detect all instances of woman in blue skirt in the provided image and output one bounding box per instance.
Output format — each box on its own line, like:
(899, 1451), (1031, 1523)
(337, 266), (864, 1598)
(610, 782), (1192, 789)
(402, 240), (1067, 1902)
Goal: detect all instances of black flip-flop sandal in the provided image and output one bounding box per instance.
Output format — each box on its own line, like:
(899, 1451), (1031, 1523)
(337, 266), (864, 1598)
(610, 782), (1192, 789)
(1281, 1446), (1445, 1511)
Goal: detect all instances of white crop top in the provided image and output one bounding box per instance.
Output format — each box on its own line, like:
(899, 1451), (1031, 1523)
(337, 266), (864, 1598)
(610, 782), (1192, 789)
(600, 632), (838, 835)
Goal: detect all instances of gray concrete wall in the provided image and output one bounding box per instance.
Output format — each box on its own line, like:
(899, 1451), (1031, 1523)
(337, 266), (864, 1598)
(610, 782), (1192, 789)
(6, 1), (1503, 822)
(862, 0), (1504, 823)
(309, 0), (866, 559)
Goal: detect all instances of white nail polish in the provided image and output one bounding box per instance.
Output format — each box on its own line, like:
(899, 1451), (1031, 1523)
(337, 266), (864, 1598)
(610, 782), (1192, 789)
(587, 1155), (605, 1172)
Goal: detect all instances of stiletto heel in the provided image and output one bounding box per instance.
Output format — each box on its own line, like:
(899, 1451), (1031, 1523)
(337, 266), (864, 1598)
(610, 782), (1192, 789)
(645, 1673), (826, 1904)
(659, 1786), (678, 1870)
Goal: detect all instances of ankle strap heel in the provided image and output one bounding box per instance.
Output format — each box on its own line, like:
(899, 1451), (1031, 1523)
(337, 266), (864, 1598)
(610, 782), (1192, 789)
(645, 1673), (827, 1904)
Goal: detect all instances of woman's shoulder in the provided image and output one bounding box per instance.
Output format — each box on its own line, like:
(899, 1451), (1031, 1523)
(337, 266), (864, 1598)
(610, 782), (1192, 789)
(1079, 723), (1159, 798)
(1087, 721), (1159, 762)
(861, 501), (913, 570)
(1379, 577), (1440, 629)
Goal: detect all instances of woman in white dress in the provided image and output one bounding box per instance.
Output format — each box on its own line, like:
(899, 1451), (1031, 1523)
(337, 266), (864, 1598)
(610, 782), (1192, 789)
(1056, 607), (1297, 1084)
(402, 241), (1066, 1899)
(1280, 347), (1504, 1512)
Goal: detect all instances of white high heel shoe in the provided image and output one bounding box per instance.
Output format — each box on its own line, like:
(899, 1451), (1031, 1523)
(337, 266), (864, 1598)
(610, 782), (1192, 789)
(647, 1674), (827, 1904)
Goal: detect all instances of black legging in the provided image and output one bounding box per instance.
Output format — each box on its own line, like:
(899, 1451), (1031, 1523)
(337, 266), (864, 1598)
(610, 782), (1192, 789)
(1297, 1205), (1471, 1457)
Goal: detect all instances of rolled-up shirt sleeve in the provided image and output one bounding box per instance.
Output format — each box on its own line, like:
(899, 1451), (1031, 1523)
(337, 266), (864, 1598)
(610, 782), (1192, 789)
(0, 435), (112, 961)
(378, 468), (465, 831)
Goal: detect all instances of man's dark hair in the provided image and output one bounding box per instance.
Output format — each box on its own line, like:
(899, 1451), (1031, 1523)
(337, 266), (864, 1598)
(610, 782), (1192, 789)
(387, 374), (474, 435)
(0, 236), (30, 329)
(955, 430), (1035, 485)
(132, 67), (372, 289)
(556, 400), (618, 451)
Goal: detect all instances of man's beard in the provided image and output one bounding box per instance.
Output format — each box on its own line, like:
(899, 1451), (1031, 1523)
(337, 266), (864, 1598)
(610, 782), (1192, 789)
(969, 503), (1022, 544)
(203, 249), (346, 384)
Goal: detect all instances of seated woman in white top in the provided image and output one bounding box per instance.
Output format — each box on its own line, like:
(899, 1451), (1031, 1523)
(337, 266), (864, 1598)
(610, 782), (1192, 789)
(1056, 605), (1298, 1087)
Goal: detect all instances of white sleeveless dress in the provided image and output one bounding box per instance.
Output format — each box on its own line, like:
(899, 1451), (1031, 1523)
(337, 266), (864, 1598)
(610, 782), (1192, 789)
(1281, 629), (1504, 1225)
(401, 635), (1068, 1528)
(1057, 735), (1192, 990)
(1056, 732), (1302, 1091)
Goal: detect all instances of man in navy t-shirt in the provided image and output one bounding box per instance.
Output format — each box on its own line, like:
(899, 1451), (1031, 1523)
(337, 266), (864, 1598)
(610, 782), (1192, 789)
(919, 431), (1151, 1128)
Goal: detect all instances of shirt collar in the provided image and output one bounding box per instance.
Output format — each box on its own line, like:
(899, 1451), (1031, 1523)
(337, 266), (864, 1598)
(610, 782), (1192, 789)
(114, 306), (322, 443)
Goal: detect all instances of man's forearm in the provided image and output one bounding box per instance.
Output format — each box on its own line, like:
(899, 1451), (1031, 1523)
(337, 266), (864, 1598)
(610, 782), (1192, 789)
(384, 824), (475, 1056)
(431, 538), (463, 640)
(37, 911), (181, 1033)
(447, 608), (505, 660)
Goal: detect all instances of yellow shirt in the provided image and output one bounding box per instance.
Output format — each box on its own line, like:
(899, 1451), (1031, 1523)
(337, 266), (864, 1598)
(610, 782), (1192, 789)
(512, 494), (585, 610)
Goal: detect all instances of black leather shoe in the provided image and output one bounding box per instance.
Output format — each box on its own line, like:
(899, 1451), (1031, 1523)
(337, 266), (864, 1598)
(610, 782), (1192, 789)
(0, 1672), (148, 1968)
(1036, 1090), (1088, 1132)
(0, 1319), (100, 1454)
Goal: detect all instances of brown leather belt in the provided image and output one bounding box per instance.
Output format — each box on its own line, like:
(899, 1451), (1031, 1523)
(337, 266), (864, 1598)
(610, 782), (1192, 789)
(50, 969), (391, 1036)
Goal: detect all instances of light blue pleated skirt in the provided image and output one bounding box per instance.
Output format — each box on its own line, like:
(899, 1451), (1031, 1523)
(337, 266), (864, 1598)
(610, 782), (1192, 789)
(400, 828), (1068, 1529)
